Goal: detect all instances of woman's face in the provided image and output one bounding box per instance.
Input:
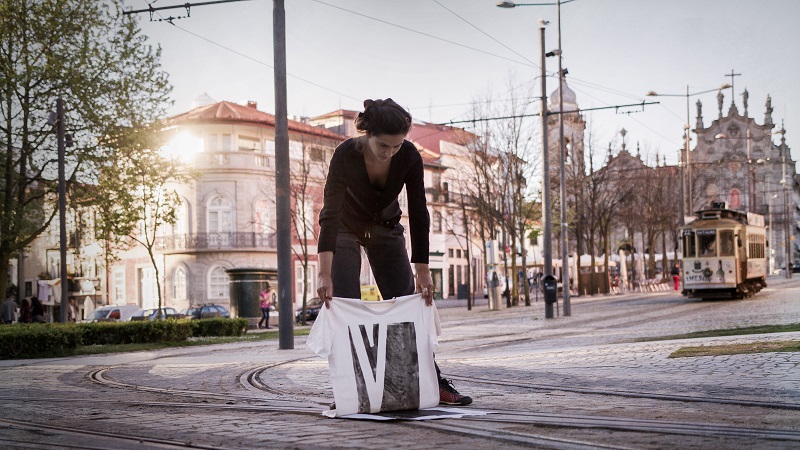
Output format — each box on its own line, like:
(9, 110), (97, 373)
(366, 133), (405, 163)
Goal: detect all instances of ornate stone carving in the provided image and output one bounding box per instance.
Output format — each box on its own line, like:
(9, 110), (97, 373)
(764, 95), (773, 125)
(742, 89), (749, 116)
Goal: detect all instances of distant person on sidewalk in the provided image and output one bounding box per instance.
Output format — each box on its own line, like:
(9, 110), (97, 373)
(670, 263), (681, 291)
(258, 283), (272, 329)
(31, 296), (45, 323)
(1, 293), (18, 324)
(19, 298), (32, 323)
(316, 98), (472, 407)
(68, 298), (78, 323)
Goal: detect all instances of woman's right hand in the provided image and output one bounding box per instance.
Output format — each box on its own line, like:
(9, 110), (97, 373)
(317, 273), (334, 309)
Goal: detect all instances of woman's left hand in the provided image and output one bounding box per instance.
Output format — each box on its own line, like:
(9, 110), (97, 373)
(415, 263), (434, 306)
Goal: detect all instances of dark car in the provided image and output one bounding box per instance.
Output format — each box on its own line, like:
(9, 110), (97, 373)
(180, 305), (230, 320)
(295, 297), (323, 324)
(793, 262), (800, 273)
(130, 307), (182, 321)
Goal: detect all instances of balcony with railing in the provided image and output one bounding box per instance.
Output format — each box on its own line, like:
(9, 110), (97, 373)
(155, 232), (278, 253)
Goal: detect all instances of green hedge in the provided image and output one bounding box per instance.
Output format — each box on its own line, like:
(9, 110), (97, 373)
(0, 317), (247, 359)
(77, 320), (192, 345)
(0, 324), (82, 359)
(189, 318), (248, 337)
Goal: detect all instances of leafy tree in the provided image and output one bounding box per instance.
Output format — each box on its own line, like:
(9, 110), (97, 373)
(0, 0), (171, 299)
(82, 125), (192, 317)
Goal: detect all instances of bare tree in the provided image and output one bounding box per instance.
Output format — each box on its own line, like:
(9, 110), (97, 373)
(289, 138), (331, 325)
(467, 76), (538, 307)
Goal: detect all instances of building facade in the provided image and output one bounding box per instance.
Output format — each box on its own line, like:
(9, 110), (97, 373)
(691, 90), (798, 270)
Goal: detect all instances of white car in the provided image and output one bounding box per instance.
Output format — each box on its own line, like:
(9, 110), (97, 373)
(82, 304), (140, 323)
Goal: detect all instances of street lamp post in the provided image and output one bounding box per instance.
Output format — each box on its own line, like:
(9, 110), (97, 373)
(539, 25), (554, 317)
(498, 0), (572, 316)
(768, 193), (778, 274)
(781, 152), (792, 279)
(646, 84), (731, 222)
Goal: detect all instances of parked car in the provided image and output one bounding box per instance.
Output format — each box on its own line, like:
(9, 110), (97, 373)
(792, 261), (800, 273)
(180, 305), (230, 320)
(295, 297), (323, 324)
(130, 307), (182, 321)
(82, 304), (141, 323)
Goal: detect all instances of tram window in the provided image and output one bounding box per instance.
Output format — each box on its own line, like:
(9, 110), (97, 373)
(719, 230), (735, 256)
(683, 231), (696, 257)
(698, 232), (716, 257)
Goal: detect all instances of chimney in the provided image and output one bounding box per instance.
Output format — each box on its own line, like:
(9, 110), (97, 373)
(246, 101), (257, 109)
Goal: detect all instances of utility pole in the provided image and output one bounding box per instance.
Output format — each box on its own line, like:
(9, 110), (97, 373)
(57, 98), (68, 323)
(556, 0), (570, 316)
(273, 0), (293, 348)
(540, 24), (554, 319)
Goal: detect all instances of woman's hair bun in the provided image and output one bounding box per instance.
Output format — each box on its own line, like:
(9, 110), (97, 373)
(355, 98), (411, 136)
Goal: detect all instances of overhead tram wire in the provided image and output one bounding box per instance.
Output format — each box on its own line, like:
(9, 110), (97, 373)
(312, 0), (656, 113)
(439, 101), (659, 126)
(564, 83), (682, 148)
(310, 0), (537, 69)
(432, 0), (536, 66)
(131, 4), (363, 105)
(135, 1), (666, 139)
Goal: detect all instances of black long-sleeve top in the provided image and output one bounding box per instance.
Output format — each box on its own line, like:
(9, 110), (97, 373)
(318, 138), (430, 264)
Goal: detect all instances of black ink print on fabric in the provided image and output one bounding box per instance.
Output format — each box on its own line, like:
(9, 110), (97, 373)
(348, 325), (373, 413)
(348, 321), (421, 413)
(358, 324), (380, 379)
(381, 322), (420, 411)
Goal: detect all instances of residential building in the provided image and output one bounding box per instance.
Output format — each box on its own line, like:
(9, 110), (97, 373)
(107, 99), (344, 313)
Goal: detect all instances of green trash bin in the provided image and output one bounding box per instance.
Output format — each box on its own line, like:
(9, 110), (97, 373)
(226, 268), (275, 318)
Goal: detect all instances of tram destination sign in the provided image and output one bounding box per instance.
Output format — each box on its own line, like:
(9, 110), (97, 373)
(684, 229), (716, 236)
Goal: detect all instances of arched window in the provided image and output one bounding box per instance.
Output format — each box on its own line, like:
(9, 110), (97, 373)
(208, 266), (229, 301)
(174, 199), (190, 235)
(173, 267), (187, 300)
(207, 194), (233, 246)
(207, 195), (233, 233)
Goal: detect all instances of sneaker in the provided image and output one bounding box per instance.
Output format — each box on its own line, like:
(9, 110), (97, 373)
(439, 378), (472, 406)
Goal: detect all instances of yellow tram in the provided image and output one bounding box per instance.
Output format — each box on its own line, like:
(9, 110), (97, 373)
(681, 202), (767, 299)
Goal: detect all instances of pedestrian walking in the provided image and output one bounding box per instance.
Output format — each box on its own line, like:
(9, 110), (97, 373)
(258, 283), (272, 329)
(316, 98), (472, 406)
(671, 263), (681, 292)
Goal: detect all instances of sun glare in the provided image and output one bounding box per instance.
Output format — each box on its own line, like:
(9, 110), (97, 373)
(161, 131), (203, 162)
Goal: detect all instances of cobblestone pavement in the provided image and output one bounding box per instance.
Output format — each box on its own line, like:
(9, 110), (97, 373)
(1, 275), (799, 449)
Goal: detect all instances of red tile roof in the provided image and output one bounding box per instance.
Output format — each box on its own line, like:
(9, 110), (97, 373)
(168, 101), (346, 140)
(408, 122), (479, 159)
(311, 109), (359, 121)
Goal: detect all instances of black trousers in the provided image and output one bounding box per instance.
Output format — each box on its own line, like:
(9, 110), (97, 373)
(331, 224), (445, 386)
(331, 223), (415, 300)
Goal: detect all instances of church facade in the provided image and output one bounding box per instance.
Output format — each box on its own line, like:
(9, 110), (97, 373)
(691, 90), (798, 271)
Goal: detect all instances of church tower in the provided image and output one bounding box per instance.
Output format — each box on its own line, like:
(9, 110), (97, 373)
(547, 75), (586, 177)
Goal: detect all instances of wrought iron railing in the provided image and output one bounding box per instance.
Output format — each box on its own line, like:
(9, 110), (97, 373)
(155, 232), (277, 251)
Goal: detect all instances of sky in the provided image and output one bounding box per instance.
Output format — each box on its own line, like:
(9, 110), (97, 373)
(131, 0), (800, 167)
